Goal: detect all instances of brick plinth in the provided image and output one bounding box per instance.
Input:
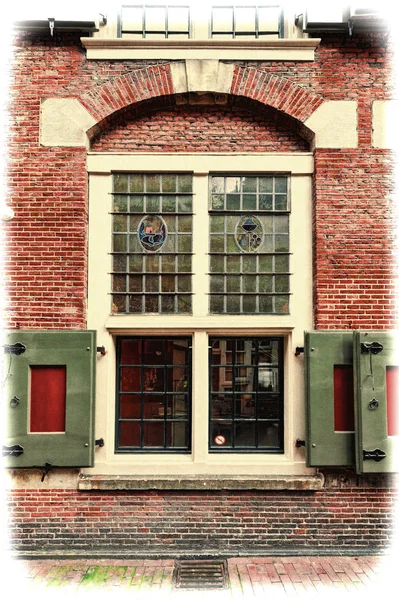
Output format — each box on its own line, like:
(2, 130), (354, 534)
(7, 482), (396, 554)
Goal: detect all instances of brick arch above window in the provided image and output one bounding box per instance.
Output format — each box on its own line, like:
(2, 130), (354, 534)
(78, 61), (323, 142)
(39, 61), (359, 150)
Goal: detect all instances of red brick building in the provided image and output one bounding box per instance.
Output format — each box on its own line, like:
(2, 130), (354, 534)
(2, 3), (398, 556)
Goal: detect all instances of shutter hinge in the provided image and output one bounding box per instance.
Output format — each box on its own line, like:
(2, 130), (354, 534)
(3, 343), (26, 355)
(295, 346), (304, 356)
(97, 346), (107, 355)
(360, 342), (383, 355)
(363, 448), (386, 462)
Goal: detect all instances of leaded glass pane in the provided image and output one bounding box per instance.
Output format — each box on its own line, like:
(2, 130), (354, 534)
(209, 175), (290, 315)
(146, 174), (161, 192)
(145, 296), (158, 312)
(114, 255), (127, 272)
(178, 174), (193, 193)
(178, 295), (191, 312)
(177, 255), (191, 272)
(226, 295), (240, 313)
(226, 256), (240, 272)
(114, 174), (129, 193)
(112, 171), (195, 317)
(129, 255), (142, 273)
(146, 255), (160, 273)
(113, 195), (128, 212)
(210, 276), (225, 293)
(113, 295), (127, 313)
(161, 295), (175, 313)
(112, 275), (126, 293)
(129, 295), (142, 313)
(226, 276), (240, 293)
(129, 276), (142, 293)
(130, 195), (144, 212)
(130, 174), (144, 193)
(162, 174), (177, 193)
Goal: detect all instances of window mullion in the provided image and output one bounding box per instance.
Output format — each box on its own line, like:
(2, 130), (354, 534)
(192, 173), (209, 317)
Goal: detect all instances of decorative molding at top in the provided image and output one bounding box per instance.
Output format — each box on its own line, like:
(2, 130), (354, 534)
(80, 37), (321, 61)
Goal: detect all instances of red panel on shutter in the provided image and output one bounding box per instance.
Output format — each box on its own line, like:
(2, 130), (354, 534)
(30, 366), (66, 432)
(334, 365), (355, 432)
(386, 366), (399, 437)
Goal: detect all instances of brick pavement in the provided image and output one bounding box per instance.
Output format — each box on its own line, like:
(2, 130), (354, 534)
(4, 555), (394, 598)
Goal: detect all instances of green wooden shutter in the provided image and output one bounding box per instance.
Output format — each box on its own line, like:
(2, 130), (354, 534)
(354, 331), (399, 473)
(305, 331), (355, 467)
(3, 330), (96, 468)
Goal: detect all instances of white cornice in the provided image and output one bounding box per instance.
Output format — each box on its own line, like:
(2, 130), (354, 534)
(81, 37), (321, 61)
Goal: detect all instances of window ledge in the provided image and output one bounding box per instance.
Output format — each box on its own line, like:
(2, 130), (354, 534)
(81, 37), (321, 61)
(77, 473), (324, 491)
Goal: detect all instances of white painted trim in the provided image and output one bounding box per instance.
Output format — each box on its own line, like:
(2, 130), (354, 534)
(372, 100), (399, 149)
(304, 101), (358, 149)
(87, 153), (314, 175)
(86, 157), (313, 476)
(81, 38), (321, 61)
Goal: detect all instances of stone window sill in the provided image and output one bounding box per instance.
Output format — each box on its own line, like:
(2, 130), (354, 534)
(81, 38), (320, 61)
(78, 473), (324, 491)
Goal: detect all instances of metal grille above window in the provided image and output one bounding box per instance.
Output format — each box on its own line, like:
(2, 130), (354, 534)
(211, 4), (283, 39)
(111, 173), (193, 314)
(119, 4), (191, 39)
(209, 175), (290, 315)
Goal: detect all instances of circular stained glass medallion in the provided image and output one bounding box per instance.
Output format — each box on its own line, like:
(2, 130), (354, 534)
(235, 215), (263, 253)
(138, 215), (167, 252)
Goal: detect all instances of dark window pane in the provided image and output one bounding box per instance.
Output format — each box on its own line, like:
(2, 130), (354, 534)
(143, 422), (164, 447)
(120, 339), (142, 364)
(120, 395), (141, 419)
(119, 422), (141, 447)
(120, 367), (141, 392)
(235, 422), (255, 447)
(209, 337), (283, 452)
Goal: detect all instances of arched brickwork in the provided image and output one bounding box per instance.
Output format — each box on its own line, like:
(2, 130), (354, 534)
(78, 63), (324, 140)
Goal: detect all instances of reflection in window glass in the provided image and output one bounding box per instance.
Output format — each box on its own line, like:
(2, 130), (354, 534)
(116, 337), (191, 451)
(210, 337), (283, 451)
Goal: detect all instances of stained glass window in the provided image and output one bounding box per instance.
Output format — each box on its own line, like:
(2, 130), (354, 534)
(111, 173), (193, 314)
(209, 175), (290, 314)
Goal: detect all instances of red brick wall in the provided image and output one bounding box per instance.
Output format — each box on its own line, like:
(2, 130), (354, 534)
(91, 105), (309, 153)
(4, 30), (397, 555)
(313, 149), (397, 330)
(7, 480), (396, 553)
(5, 31), (395, 330)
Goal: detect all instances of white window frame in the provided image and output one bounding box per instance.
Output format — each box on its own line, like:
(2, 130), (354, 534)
(86, 152), (313, 476)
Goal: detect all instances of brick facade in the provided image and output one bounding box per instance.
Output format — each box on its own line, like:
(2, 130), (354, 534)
(4, 25), (397, 555)
(7, 474), (396, 554)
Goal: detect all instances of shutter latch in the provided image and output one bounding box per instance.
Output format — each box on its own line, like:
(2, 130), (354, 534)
(2, 444), (24, 457)
(41, 462), (52, 482)
(363, 448), (386, 462)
